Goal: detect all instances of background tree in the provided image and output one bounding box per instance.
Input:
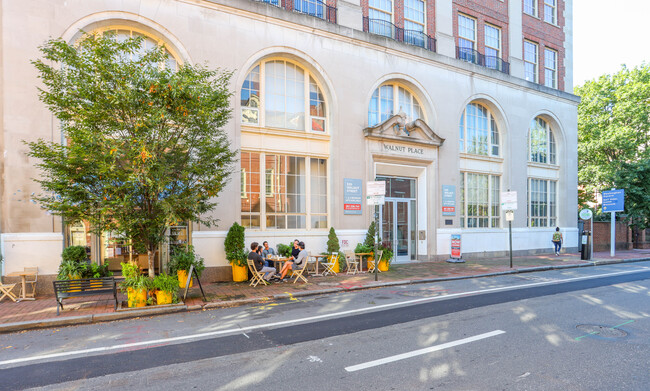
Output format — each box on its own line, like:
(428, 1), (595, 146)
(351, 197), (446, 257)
(576, 63), (650, 227)
(28, 33), (236, 276)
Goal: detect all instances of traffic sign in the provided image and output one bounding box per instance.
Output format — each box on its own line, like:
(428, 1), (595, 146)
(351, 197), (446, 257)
(602, 189), (624, 213)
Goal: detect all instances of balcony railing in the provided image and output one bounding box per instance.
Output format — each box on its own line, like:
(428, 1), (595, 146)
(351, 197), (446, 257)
(363, 17), (436, 52)
(456, 47), (510, 74)
(253, 0), (337, 24)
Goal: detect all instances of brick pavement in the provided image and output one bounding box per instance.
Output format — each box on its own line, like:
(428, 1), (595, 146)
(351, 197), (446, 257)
(1, 250), (648, 331)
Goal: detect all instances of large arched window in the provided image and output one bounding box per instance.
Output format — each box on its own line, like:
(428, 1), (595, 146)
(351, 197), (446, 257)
(528, 117), (556, 164)
(94, 27), (180, 70)
(241, 59), (327, 133)
(368, 84), (424, 126)
(459, 103), (500, 156)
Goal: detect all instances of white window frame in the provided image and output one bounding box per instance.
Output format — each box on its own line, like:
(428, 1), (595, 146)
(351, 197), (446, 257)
(368, 83), (425, 126)
(523, 0), (537, 17)
(460, 172), (501, 229)
(241, 59), (328, 134)
(458, 102), (500, 157)
(527, 178), (557, 227)
(544, 0), (557, 25)
(544, 47), (558, 88)
(524, 40), (539, 83)
(458, 13), (477, 51)
(369, 0), (394, 37)
(484, 24), (501, 70)
(528, 117), (556, 165)
(404, 0), (426, 33)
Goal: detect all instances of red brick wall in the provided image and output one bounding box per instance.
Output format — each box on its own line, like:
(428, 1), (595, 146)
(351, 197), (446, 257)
(452, 0), (510, 62)
(522, 0), (565, 90)
(591, 222), (633, 252)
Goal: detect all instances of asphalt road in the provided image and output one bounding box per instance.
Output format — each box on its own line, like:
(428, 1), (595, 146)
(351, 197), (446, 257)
(1, 261), (649, 390)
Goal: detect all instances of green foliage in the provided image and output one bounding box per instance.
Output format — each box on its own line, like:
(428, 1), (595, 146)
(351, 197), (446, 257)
(277, 243), (293, 257)
(57, 260), (84, 280)
(224, 222), (247, 267)
(83, 263), (112, 279)
(61, 246), (88, 264)
(612, 160), (650, 229)
(363, 221), (377, 247)
(153, 273), (179, 294)
(120, 262), (140, 279)
(576, 63), (650, 226)
(354, 243), (373, 254)
(28, 33), (236, 277)
(168, 245), (205, 277)
(120, 274), (153, 293)
(379, 242), (394, 264)
(326, 227), (340, 254)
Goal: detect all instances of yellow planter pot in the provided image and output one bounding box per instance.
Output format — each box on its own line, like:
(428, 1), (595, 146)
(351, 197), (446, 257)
(378, 259), (390, 272)
(127, 288), (147, 308)
(232, 264), (248, 282)
(177, 270), (193, 288)
(156, 290), (173, 305)
(330, 257), (340, 274)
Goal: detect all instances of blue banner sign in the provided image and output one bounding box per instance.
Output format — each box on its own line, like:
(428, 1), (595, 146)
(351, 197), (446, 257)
(442, 185), (456, 216)
(602, 189), (625, 213)
(344, 178), (362, 215)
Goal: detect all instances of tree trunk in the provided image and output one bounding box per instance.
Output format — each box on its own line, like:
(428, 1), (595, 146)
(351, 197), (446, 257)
(148, 249), (155, 278)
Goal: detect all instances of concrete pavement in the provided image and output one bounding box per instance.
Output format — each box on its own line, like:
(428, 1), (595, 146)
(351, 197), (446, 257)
(1, 249), (649, 333)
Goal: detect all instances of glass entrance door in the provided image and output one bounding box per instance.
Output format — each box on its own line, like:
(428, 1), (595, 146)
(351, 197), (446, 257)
(377, 176), (417, 263)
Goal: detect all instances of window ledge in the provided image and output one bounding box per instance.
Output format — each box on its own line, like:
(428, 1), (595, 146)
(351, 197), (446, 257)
(241, 125), (331, 141)
(459, 153), (504, 163)
(527, 162), (559, 170)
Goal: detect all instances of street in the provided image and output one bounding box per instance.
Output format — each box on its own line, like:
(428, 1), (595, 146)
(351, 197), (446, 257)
(1, 261), (649, 391)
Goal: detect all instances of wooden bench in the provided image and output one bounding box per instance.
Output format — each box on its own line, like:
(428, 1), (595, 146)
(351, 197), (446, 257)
(53, 277), (118, 316)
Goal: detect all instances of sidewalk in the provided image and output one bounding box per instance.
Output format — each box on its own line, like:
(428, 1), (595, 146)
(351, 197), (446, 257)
(2, 250), (649, 333)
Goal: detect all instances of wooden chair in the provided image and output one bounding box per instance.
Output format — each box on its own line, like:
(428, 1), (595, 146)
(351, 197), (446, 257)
(291, 264), (308, 284)
(305, 252), (319, 275)
(321, 253), (339, 276)
(0, 281), (18, 302)
(367, 250), (384, 273)
(247, 259), (268, 287)
(344, 250), (359, 275)
(21, 267), (38, 298)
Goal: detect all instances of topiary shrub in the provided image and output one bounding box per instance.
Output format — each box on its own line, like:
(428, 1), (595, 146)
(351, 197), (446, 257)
(327, 227), (340, 254)
(225, 222), (247, 267)
(363, 221), (377, 248)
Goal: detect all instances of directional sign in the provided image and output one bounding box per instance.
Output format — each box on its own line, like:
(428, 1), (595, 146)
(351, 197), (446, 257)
(602, 189), (625, 213)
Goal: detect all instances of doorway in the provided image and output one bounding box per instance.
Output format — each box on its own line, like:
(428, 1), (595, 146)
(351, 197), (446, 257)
(377, 176), (417, 262)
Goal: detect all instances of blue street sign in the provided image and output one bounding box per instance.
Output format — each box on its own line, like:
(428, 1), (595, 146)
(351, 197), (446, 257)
(602, 189), (625, 213)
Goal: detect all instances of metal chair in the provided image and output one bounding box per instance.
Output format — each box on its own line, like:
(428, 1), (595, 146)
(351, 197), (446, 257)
(321, 253), (339, 276)
(291, 264), (309, 284)
(247, 259), (268, 287)
(344, 250), (359, 275)
(21, 267), (38, 298)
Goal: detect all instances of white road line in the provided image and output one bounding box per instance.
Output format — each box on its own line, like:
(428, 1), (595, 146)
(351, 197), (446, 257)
(345, 330), (506, 372)
(0, 267), (647, 367)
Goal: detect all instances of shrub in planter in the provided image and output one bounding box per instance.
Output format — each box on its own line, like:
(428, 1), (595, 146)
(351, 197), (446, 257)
(153, 273), (178, 305)
(168, 246), (205, 288)
(224, 222), (248, 281)
(277, 243), (293, 258)
(120, 272), (153, 308)
(57, 245), (89, 280)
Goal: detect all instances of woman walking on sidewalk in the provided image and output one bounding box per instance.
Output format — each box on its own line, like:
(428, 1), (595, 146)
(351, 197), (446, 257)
(552, 227), (563, 256)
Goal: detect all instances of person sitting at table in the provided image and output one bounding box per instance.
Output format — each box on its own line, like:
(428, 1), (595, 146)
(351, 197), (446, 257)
(289, 239), (300, 260)
(278, 241), (307, 280)
(261, 241), (276, 266)
(248, 242), (276, 282)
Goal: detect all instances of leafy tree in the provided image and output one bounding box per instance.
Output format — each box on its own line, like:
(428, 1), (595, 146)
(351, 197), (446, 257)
(612, 160), (650, 229)
(28, 33), (236, 277)
(576, 63), (650, 224)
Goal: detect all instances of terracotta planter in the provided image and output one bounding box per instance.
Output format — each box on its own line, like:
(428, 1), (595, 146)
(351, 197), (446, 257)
(177, 269), (193, 288)
(231, 263), (248, 282)
(156, 290), (173, 305)
(127, 288), (147, 308)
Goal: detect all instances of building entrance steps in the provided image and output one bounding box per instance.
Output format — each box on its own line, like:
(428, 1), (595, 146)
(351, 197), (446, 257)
(1, 250), (650, 333)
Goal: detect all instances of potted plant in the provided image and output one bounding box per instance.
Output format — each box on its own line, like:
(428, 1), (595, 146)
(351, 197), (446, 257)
(153, 273), (178, 305)
(120, 274), (153, 308)
(57, 245), (89, 280)
(355, 222), (377, 270)
(277, 243), (293, 258)
(224, 222), (248, 282)
(378, 242), (394, 272)
(168, 245), (205, 288)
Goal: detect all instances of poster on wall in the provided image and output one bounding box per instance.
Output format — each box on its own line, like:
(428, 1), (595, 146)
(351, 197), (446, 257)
(343, 178), (362, 215)
(442, 185), (456, 216)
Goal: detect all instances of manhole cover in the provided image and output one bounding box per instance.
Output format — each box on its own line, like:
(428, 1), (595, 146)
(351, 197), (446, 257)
(576, 324), (628, 338)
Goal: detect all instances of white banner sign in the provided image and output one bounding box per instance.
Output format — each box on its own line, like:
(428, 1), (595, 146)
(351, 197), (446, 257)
(367, 181), (386, 196)
(501, 191), (518, 210)
(366, 195), (385, 205)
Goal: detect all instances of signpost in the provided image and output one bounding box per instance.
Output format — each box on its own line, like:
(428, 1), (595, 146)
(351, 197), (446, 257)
(367, 181), (386, 281)
(579, 208), (593, 261)
(602, 189), (625, 257)
(501, 191), (517, 268)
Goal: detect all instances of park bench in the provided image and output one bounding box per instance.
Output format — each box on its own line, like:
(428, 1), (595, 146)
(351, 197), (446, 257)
(53, 277), (118, 315)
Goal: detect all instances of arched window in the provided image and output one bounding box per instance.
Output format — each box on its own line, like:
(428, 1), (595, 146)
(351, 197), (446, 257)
(528, 117), (556, 164)
(94, 27), (180, 71)
(368, 84), (424, 126)
(241, 59), (327, 133)
(459, 103), (499, 156)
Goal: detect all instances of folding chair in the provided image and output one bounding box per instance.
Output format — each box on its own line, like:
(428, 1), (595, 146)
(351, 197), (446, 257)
(367, 250), (383, 273)
(305, 252), (318, 275)
(0, 282), (18, 302)
(344, 250), (359, 275)
(321, 254), (339, 276)
(21, 267), (38, 298)
(291, 264), (308, 284)
(247, 259), (268, 287)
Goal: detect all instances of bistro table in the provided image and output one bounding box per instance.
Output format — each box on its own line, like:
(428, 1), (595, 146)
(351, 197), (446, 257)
(6, 270), (37, 301)
(310, 254), (329, 276)
(355, 253), (374, 272)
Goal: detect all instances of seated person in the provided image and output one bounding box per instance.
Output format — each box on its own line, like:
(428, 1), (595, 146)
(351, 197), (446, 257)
(261, 241), (276, 267)
(289, 239), (300, 260)
(279, 241), (308, 280)
(248, 242), (276, 282)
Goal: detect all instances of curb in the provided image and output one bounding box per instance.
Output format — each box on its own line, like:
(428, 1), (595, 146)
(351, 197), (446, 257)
(2, 257), (648, 334)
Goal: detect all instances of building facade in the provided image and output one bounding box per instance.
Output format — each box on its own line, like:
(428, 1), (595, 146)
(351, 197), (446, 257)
(0, 0), (578, 285)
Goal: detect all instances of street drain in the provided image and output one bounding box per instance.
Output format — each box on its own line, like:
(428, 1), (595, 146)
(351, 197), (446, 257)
(576, 324), (628, 338)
